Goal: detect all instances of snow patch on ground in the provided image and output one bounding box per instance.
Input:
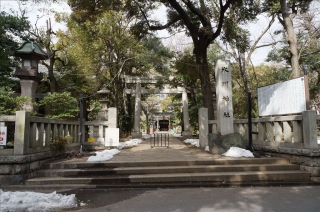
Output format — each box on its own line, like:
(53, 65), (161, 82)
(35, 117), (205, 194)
(87, 138), (143, 162)
(205, 146), (209, 152)
(0, 189), (81, 212)
(118, 139), (143, 150)
(173, 134), (182, 137)
(142, 134), (154, 139)
(183, 139), (199, 147)
(142, 134), (151, 139)
(87, 149), (120, 162)
(222, 147), (254, 158)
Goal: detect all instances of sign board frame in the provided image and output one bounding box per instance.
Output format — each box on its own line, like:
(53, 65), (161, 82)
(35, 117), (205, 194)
(104, 128), (119, 147)
(258, 77), (307, 116)
(0, 126), (7, 146)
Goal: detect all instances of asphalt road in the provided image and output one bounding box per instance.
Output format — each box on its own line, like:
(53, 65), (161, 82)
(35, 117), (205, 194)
(61, 186), (320, 212)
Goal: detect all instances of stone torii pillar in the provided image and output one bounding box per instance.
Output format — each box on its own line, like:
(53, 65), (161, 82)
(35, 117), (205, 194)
(182, 87), (192, 136)
(123, 75), (194, 138)
(132, 82), (142, 138)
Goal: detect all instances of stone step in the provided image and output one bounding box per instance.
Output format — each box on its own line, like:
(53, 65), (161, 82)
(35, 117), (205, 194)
(6, 180), (320, 191)
(26, 170), (310, 185)
(41, 157), (290, 169)
(33, 164), (301, 177)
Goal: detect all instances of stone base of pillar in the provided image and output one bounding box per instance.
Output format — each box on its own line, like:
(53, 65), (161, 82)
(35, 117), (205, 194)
(132, 131), (142, 139)
(182, 131), (192, 137)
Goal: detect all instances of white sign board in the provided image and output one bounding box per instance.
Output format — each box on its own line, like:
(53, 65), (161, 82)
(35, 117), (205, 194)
(104, 128), (119, 147)
(0, 126), (7, 146)
(258, 77), (306, 116)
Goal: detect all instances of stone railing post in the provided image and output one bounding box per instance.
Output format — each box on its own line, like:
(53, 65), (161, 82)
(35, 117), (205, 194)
(302, 110), (318, 149)
(14, 111), (30, 155)
(198, 107), (208, 148)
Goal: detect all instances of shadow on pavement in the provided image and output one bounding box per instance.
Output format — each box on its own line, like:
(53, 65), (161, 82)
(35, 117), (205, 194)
(60, 188), (155, 211)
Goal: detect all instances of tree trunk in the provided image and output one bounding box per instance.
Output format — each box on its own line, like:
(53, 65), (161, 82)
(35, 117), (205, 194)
(48, 56), (57, 92)
(189, 87), (197, 106)
(123, 82), (129, 115)
(114, 80), (119, 110)
(194, 44), (214, 120)
(46, 18), (57, 92)
(280, 0), (300, 78)
(240, 51), (250, 93)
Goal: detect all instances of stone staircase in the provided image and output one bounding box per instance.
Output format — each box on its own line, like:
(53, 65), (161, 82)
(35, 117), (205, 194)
(23, 157), (312, 189)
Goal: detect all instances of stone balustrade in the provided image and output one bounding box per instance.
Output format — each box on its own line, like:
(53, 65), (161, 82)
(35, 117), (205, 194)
(0, 111), (111, 156)
(233, 112), (319, 149)
(202, 109), (320, 182)
(14, 111), (81, 155)
(201, 109), (319, 150)
(85, 121), (109, 141)
(0, 110), (113, 184)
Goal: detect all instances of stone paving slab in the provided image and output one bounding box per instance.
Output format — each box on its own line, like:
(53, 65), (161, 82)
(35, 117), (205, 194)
(57, 135), (221, 164)
(110, 135), (220, 162)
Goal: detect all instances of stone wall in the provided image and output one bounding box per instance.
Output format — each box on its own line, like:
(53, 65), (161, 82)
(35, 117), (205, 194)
(0, 110), (116, 185)
(255, 145), (320, 182)
(0, 146), (79, 185)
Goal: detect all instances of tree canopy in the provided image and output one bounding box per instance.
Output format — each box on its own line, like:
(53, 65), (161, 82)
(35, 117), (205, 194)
(0, 11), (30, 89)
(4, 0), (320, 133)
(65, 0), (259, 121)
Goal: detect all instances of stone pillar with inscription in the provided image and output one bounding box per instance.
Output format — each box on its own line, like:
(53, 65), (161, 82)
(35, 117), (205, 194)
(215, 60), (234, 135)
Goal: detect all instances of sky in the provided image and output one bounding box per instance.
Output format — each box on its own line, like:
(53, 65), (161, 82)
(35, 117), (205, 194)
(0, 0), (275, 66)
(0, 0), (70, 31)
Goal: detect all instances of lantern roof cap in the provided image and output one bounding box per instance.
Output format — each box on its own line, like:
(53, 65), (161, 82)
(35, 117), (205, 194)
(14, 38), (51, 60)
(97, 84), (110, 94)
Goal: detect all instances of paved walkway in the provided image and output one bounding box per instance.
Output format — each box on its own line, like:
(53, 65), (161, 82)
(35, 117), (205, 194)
(61, 135), (222, 163)
(71, 186), (320, 212)
(109, 134), (221, 162)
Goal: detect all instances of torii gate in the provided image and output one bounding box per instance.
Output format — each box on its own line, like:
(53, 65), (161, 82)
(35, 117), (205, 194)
(124, 75), (192, 138)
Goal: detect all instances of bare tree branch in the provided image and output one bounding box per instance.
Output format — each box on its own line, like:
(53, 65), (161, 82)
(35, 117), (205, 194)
(216, 42), (238, 60)
(212, 0), (233, 42)
(134, 0), (182, 31)
(182, 0), (210, 27)
(149, 16), (182, 30)
(256, 42), (279, 49)
(166, 0), (199, 43)
(246, 14), (275, 65)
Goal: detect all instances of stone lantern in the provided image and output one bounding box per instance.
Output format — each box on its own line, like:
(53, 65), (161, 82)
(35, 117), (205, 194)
(96, 84), (110, 121)
(13, 38), (50, 112)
